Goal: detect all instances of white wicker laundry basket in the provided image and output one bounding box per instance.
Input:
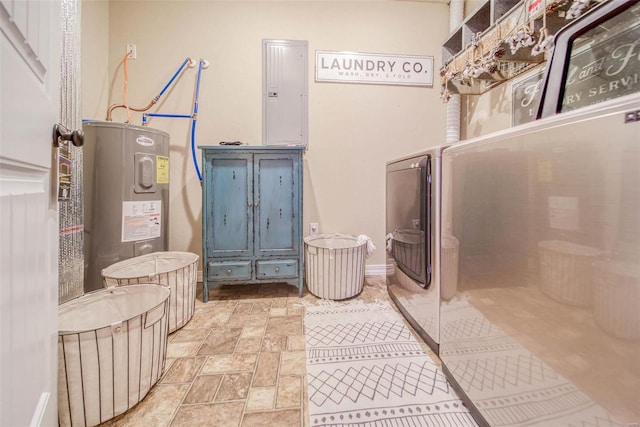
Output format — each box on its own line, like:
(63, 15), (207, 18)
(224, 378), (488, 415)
(391, 229), (424, 278)
(538, 240), (602, 306)
(593, 260), (640, 340)
(58, 284), (170, 427)
(102, 251), (199, 333)
(304, 234), (366, 300)
(441, 235), (459, 301)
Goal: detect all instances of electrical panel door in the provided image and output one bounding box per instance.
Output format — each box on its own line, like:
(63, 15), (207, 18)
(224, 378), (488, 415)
(263, 39), (308, 146)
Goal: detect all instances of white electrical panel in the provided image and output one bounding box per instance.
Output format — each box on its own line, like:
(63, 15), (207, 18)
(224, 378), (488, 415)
(262, 39), (308, 147)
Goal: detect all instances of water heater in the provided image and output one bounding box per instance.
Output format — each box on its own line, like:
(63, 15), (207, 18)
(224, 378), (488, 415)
(83, 121), (169, 292)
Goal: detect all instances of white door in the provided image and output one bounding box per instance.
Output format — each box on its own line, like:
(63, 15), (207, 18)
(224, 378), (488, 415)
(1, 1), (61, 425)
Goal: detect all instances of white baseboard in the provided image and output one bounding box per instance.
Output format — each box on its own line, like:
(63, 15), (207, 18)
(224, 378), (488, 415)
(198, 265), (393, 282)
(365, 264), (394, 276)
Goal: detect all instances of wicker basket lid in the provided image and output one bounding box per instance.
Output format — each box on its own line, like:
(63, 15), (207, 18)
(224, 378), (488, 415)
(102, 251), (199, 280)
(59, 284), (170, 334)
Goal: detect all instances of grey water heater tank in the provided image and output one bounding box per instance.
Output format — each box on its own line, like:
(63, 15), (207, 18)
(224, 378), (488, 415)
(83, 121), (170, 292)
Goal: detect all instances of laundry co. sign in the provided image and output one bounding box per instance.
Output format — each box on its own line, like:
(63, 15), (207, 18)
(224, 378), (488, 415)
(316, 51), (434, 87)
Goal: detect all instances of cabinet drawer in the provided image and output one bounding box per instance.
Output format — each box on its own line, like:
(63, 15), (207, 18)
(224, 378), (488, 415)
(208, 260), (252, 281)
(256, 259), (298, 279)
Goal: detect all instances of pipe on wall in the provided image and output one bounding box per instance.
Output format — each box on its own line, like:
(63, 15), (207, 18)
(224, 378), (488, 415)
(446, 0), (464, 145)
(443, 0), (465, 236)
(106, 57), (196, 121)
(190, 59), (208, 182)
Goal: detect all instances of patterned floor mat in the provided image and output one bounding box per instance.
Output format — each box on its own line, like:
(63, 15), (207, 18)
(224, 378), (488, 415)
(439, 298), (625, 427)
(304, 300), (478, 427)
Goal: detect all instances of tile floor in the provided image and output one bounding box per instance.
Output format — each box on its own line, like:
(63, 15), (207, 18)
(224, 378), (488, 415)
(100, 276), (434, 427)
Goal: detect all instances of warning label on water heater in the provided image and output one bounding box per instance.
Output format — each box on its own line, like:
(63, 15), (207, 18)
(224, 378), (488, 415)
(157, 156), (169, 184)
(122, 200), (162, 242)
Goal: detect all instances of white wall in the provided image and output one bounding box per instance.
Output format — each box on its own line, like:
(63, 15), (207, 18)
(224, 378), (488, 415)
(81, 0), (109, 120)
(461, 79), (511, 138)
(83, 1), (449, 269)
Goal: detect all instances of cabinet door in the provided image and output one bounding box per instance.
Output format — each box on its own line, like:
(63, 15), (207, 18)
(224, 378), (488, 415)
(205, 153), (253, 257)
(254, 153), (300, 257)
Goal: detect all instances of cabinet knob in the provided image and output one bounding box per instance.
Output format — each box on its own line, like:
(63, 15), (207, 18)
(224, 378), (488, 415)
(275, 267), (280, 273)
(226, 269), (232, 275)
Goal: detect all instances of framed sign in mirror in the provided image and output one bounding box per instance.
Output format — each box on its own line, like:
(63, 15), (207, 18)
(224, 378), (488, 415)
(511, 66), (545, 127)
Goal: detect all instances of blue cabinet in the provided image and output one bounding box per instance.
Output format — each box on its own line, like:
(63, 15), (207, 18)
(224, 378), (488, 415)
(201, 146), (304, 301)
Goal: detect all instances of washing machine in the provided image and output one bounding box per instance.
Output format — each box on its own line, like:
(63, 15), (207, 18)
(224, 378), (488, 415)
(386, 145), (456, 353)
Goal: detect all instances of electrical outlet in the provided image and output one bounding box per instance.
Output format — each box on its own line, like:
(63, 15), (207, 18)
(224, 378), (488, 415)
(127, 43), (136, 59)
(309, 223), (319, 236)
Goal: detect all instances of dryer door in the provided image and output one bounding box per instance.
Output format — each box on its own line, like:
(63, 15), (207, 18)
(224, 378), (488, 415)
(386, 156), (431, 288)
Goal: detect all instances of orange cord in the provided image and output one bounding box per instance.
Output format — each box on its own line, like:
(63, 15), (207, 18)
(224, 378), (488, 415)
(122, 51), (134, 123)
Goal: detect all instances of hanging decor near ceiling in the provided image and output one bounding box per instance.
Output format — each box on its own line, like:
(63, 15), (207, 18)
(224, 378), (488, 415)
(439, 0), (598, 101)
(315, 51), (434, 87)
